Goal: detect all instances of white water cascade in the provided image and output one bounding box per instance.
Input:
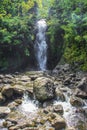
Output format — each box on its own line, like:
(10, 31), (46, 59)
(34, 19), (47, 70)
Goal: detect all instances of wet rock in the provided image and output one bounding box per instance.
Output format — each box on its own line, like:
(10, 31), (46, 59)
(1, 85), (14, 98)
(75, 88), (87, 99)
(70, 96), (84, 107)
(33, 77), (55, 102)
(53, 104), (64, 115)
(0, 93), (5, 104)
(0, 107), (11, 118)
(8, 101), (18, 110)
(55, 88), (65, 101)
(51, 114), (66, 130)
(77, 77), (87, 92)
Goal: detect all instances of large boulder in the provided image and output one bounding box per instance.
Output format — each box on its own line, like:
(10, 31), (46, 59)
(77, 77), (87, 92)
(33, 77), (55, 102)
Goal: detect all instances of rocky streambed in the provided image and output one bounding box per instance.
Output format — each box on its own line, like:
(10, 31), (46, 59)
(0, 64), (87, 130)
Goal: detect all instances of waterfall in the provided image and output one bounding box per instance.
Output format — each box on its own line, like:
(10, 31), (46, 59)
(34, 19), (47, 70)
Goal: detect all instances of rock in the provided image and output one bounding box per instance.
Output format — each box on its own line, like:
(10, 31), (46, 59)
(53, 104), (63, 114)
(64, 77), (71, 85)
(20, 75), (31, 82)
(1, 85), (13, 98)
(8, 126), (20, 130)
(33, 77), (55, 102)
(14, 99), (22, 104)
(51, 114), (66, 130)
(55, 88), (65, 101)
(13, 85), (24, 96)
(75, 88), (87, 99)
(66, 127), (76, 130)
(0, 93), (5, 104)
(3, 120), (16, 128)
(8, 101), (18, 110)
(0, 74), (4, 79)
(70, 96), (84, 107)
(77, 77), (87, 92)
(0, 107), (11, 118)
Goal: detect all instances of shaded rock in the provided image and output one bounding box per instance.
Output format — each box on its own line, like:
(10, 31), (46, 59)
(13, 85), (24, 96)
(70, 96), (84, 107)
(75, 88), (87, 99)
(55, 88), (65, 101)
(33, 77), (55, 102)
(0, 107), (11, 118)
(53, 104), (63, 115)
(1, 85), (13, 98)
(77, 77), (87, 92)
(0, 93), (5, 104)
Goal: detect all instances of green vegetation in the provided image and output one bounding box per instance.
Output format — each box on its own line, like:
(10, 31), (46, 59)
(0, 0), (35, 71)
(47, 0), (87, 71)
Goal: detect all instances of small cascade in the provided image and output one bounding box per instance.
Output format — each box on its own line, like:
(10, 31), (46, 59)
(34, 19), (47, 70)
(19, 92), (38, 113)
(54, 91), (87, 128)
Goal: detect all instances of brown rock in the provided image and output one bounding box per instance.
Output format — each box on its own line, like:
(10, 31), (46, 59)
(51, 114), (66, 130)
(1, 85), (13, 98)
(0, 107), (11, 118)
(70, 96), (84, 107)
(55, 88), (65, 101)
(53, 104), (64, 114)
(75, 88), (87, 99)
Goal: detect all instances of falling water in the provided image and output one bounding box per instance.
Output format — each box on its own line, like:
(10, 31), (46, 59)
(34, 19), (47, 70)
